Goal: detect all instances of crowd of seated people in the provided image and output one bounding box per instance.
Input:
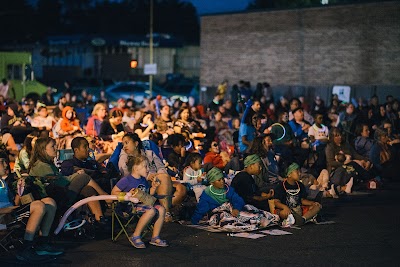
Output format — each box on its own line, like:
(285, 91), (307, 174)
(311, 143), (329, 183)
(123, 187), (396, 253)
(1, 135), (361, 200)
(0, 83), (399, 262)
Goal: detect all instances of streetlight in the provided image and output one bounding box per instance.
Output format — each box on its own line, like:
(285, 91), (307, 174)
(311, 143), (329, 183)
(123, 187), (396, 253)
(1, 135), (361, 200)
(149, 0), (153, 98)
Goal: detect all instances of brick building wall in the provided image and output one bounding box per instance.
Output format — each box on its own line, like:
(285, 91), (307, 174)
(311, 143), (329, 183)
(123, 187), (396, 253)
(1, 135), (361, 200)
(200, 2), (400, 90)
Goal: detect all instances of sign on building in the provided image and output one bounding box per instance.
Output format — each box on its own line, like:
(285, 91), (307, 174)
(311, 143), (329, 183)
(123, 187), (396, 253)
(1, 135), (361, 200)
(144, 64), (157, 75)
(332, 85), (351, 103)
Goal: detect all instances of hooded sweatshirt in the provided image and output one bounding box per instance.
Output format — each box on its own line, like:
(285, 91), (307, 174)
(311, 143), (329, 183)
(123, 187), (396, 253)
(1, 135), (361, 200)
(60, 106), (80, 132)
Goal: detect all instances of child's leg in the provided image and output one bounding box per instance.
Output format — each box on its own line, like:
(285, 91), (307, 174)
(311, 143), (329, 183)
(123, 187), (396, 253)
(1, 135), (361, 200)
(151, 205), (166, 238)
(25, 201), (46, 241)
(87, 201), (104, 221)
(172, 183), (187, 207)
(133, 207), (156, 237)
(276, 209), (288, 220)
(302, 203), (321, 221)
(39, 197), (57, 237)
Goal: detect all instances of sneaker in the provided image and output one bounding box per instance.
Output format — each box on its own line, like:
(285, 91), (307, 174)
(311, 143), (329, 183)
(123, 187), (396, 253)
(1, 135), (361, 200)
(16, 246), (53, 262)
(309, 214), (322, 224)
(35, 243), (64, 256)
(281, 214), (295, 228)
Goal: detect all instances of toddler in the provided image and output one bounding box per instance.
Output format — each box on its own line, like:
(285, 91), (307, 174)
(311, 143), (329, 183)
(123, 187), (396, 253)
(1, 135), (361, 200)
(182, 153), (206, 202)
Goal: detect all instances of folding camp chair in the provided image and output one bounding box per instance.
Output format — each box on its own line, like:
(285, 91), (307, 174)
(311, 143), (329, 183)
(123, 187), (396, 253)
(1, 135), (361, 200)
(0, 207), (26, 252)
(111, 201), (153, 242)
(110, 178), (152, 242)
(58, 149), (74, 161)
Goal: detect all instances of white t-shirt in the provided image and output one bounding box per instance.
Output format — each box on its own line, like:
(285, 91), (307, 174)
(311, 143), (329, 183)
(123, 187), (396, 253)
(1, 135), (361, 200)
(308, 124), (329, 141)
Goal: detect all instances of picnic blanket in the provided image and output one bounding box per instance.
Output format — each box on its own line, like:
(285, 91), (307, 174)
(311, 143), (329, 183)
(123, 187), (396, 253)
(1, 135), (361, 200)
(185, 203), (280, 233)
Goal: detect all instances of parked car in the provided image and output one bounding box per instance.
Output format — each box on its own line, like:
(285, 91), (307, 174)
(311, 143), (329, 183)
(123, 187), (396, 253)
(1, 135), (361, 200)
(161, 77), (199, 104)
(105, 81), (188, 105)
(52, 78), (115, 103)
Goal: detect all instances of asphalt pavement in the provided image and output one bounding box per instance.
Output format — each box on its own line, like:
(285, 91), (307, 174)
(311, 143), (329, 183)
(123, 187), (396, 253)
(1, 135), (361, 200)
(1, 182), (399, 267)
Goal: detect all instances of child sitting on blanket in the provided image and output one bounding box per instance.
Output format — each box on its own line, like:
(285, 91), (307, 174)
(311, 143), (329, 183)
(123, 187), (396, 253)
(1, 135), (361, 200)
(191, 167), (279, 228)
(274, 163), (322, 226)
(111, 155), (168, 248)
(191, 167), (244, 225)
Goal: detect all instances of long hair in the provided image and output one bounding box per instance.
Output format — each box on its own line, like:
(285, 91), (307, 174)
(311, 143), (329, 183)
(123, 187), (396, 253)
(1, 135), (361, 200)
(135, 111), (152, 125)
(92, 103), (107, 116)
(123, 132), (143, 151)
(177, 107), (190, 121)
(29, 137), (56, 172)
(248, 136), (268, 158)
(23, 134), (38, 159)
(329, 127), (343, 144)
(374, 127), (391, 164)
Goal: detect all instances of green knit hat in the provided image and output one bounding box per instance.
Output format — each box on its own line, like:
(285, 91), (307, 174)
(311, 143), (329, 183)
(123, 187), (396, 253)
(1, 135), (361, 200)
(286, 163), (300, 177)
(207, 167), (224, 183)
(244, 154), (261, 168)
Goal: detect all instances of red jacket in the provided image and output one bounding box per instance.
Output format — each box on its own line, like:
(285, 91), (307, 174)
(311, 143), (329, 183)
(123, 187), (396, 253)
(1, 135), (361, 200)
(60, 106), (80, 132)
(203, 151), (225, 169)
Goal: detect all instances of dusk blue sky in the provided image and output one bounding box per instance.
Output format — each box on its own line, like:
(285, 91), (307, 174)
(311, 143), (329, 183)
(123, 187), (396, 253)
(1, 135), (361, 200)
(184, 0), (252, 15)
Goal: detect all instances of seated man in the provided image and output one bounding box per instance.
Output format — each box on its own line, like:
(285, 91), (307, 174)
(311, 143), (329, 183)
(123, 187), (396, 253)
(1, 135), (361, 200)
(60, 137), (111, 193)
(0, 153), (63, 262)
(231, 154), (274, 212)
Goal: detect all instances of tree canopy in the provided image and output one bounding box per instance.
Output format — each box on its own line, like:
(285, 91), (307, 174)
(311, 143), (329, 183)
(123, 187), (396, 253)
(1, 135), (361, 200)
(0, 0), (199, 44)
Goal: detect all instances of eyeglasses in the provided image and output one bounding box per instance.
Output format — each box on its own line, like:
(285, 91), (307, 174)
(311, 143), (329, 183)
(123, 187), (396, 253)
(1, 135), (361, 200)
(212, 143), (218, 147)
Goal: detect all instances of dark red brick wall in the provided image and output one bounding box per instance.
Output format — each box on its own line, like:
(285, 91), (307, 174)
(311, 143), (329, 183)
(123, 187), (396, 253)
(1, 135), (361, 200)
(200, 2), (400, 88)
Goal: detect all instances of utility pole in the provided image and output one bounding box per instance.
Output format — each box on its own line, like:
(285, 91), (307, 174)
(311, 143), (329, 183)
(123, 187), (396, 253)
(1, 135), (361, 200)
(149, 0), (154, 98)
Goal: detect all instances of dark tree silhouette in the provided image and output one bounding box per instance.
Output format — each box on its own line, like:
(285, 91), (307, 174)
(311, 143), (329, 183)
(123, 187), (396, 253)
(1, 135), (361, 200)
(0, 0), (199, 44)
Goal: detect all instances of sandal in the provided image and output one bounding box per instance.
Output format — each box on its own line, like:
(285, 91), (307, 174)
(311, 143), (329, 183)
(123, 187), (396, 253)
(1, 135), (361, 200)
(149, 236), (169, 247)
(129, 236), (146, 249)
(164, 212), (173, 223)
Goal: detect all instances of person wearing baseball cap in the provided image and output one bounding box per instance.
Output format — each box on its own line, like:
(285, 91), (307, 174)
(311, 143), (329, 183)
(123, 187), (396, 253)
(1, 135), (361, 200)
(231, 154), (274, 212)
(273, 163), (322, 226)
(191, 167), (245, 225)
